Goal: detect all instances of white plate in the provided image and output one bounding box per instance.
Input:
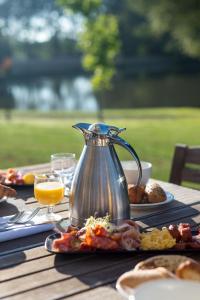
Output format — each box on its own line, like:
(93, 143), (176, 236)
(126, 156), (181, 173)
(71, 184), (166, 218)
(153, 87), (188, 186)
(119, 279), (200, 300)
(130, 192), (174, 209)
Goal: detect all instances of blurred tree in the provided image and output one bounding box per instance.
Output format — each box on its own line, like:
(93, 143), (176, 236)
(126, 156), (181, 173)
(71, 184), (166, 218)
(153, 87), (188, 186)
(0, 0), (79, 59)
(58, 0), (102, 17)
(104, 1), (174, 58)
(58, 0), (120, 119)
(80, 15), (120, 92)
(131, 0), (200, 58)
(0, 0), (63, 25)
(0, 33), (15, 119)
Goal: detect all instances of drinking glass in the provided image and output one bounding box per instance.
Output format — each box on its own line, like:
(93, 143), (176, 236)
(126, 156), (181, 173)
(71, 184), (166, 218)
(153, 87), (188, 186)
(34, 173), (64, 222)
(51, 153), (76, 196)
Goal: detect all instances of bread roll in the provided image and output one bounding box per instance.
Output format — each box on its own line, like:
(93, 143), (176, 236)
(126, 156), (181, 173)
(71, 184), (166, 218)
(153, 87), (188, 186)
(0, 184), (17, 199)
(176, 260), (200, 281)
(145, 183), (166, 203)
(128, 184), (146, 204)
(134, 255), (194, 273)
(117, 267), (175, 290)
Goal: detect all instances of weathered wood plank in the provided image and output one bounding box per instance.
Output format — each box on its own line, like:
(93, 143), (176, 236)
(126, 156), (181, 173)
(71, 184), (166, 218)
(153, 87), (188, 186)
(0, 231), (52, 255)
(17, 163), (51, 174)
(0, 255), (138, 299)
(182, 167), (200, 184)
(169, 144), (187, 185)
(186, 147), (200, 165)
(137, 202), (200, 229)
(62, 285), (123, 300)
(132, 200), (200, 221)
(0, 252), (85, 282)
(0, 246), (52, 269)
(17, 201), (69, 213)
(4, 253), (200, 300)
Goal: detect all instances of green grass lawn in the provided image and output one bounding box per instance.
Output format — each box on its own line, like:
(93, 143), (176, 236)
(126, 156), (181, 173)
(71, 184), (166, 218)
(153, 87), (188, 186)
(0, 107), (199, 183)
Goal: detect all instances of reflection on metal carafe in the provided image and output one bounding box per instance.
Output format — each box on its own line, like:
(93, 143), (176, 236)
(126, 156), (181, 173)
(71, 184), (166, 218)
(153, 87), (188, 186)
(69, 123), (142, 227)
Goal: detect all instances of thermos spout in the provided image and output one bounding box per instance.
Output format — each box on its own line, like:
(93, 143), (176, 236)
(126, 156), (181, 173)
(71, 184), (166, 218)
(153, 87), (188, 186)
(72, 123), (91, 134)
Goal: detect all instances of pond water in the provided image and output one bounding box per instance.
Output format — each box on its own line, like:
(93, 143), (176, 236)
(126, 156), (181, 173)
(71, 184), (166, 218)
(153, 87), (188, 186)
(2, 73), (200, 111)
(10, 76), (98, 112)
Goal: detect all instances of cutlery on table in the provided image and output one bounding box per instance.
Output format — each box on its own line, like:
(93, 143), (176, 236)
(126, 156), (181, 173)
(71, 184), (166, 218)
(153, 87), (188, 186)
(0, 207), (41, 230)
(0, 210), (27, 226)
(6, 210), (27, 224)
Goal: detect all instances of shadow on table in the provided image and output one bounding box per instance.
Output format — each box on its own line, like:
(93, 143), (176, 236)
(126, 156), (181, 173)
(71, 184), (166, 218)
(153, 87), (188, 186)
(0, 201), (19, 217)
(133, 199), (200, 230)
(0, 251), (26, 269)
(53, 251), (136, 292)
(16, 186), (34, 202)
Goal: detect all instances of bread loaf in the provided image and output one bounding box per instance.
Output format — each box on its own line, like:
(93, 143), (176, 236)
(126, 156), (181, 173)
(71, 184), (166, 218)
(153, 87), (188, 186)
(145, 183), (166, 203)
(134, 255), (195, 273)
(117, 267), (175, 290)
(128, 184), (146, 204)
(0, 184), (17, 199)
(176, 260), (200, 281)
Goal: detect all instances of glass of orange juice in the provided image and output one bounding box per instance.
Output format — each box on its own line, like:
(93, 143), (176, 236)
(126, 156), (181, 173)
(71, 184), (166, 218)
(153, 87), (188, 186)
(34, 173), (64, 222)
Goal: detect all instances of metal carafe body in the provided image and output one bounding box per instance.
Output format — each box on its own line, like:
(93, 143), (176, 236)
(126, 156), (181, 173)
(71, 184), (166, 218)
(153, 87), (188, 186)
(69, 123), (142, 227)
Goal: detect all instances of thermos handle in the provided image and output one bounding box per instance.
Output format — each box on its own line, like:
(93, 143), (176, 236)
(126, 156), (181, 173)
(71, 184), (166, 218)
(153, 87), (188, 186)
(110, 136), (142, 186)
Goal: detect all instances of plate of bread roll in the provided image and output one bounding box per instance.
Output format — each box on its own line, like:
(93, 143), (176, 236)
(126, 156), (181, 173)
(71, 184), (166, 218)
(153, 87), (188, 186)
(116, 255), (200, 299)
(128, 182), (174, 208)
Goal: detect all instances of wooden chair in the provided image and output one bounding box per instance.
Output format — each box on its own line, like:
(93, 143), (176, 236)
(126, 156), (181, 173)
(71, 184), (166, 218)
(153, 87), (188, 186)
(169, 144), (200, 186)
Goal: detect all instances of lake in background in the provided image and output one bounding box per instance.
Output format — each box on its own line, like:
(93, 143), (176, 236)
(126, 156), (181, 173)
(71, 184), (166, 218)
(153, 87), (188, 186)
(4, 72), (200, 112)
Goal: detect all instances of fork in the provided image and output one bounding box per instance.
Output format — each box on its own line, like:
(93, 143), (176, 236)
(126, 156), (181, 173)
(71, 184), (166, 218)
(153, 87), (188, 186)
(0, 210), (26, 226)
(7, 211), (27, 223)
(0, 207), (41, 230)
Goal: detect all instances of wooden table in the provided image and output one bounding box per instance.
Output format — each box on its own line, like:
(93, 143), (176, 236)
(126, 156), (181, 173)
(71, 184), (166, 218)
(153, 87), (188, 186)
(1, 164), (200, 300)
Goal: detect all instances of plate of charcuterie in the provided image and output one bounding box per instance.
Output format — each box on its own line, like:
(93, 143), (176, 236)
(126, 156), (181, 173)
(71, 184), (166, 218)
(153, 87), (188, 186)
(0, 168), (34, 187)
(45, 216), (200, 254)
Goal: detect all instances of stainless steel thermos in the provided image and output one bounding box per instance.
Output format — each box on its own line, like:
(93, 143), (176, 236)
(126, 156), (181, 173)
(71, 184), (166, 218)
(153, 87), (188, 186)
(69, 123), (142, 227)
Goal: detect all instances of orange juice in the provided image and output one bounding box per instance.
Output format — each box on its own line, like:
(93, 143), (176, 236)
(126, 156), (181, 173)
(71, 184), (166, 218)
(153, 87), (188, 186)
(34, 181), (64, 205)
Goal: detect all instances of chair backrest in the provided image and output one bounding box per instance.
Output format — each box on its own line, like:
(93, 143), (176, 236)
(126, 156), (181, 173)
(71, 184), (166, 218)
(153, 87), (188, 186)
(169, 144), (200, 186)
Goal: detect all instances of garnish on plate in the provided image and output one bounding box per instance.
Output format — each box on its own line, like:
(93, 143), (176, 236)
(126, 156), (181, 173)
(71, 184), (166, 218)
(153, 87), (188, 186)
(85, 215), (114, 232)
